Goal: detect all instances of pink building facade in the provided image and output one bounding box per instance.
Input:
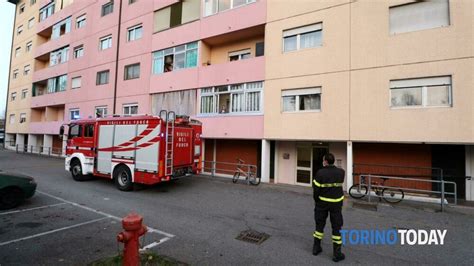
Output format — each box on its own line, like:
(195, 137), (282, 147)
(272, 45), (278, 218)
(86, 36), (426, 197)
(26, 0), (271, 181)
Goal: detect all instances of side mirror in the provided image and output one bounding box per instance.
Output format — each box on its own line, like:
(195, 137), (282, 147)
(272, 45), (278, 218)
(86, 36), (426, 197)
(59, 125), (64, 140)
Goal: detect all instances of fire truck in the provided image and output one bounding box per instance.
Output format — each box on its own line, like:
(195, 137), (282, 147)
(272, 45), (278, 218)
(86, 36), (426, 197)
(61, 111), (202, 191)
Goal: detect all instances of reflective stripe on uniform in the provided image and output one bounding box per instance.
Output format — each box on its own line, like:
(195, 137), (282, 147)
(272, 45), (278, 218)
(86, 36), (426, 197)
(332, 235), (342, 240)
(332, 239), (343, 244)
(319, 195), (345, 202)
(313, 180), (343, 188)
(313, 231), (324, 239)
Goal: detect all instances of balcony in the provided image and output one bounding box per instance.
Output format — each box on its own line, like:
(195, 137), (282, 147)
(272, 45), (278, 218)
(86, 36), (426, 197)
(33, 62), (68, 83)
(197, 115), (264, 139)
(149, 67), (199, 94)
(37, 1), (74, 34)
(199, 56), (264, 88)
(200, 0), (266, 40)
(29, 121), (64, 135)
(31, 90), (67, 108)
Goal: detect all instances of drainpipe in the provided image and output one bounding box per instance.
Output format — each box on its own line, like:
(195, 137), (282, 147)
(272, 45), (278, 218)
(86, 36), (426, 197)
(112, 0), (123, 115)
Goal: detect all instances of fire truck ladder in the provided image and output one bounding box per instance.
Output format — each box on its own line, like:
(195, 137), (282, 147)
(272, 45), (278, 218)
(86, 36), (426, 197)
(164, 111), (176, 176)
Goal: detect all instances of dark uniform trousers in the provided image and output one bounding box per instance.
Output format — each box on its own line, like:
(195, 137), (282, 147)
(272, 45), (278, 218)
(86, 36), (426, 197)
(312, 165), (345, 245)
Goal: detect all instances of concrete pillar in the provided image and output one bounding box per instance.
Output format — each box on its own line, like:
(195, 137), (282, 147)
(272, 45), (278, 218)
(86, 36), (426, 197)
(465, 145), (474, 201)
(27, 134), (38, 153)
(274, 141), (279, 184)
(15, 134), (25, 149)
(261, 139), (271, 183)
(346, 141), (353, 191)
(43, 134), (53, 155)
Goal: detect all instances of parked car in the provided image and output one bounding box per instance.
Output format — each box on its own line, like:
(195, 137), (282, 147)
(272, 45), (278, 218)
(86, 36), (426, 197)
(0, 170), (37, 210)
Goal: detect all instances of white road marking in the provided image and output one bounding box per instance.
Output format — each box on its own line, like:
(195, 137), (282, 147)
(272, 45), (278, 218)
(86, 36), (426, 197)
(140, 237), (171, 251)
(37, 190), (175, 238)
(0, 203), (67, 216)
(0, 217), (108, 247)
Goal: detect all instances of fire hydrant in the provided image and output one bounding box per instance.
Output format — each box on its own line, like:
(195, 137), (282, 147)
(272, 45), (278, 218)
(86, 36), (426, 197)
(117, 213), (148, 266)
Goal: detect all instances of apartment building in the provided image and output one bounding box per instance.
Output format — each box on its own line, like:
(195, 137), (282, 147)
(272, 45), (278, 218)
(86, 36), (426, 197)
(5, 0), (40, 149)
(265, 0), (474, 200)
(5, 0), (474, 200)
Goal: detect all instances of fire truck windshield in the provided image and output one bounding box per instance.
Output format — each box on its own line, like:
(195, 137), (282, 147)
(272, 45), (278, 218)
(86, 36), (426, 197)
(68, 124), (82, 139)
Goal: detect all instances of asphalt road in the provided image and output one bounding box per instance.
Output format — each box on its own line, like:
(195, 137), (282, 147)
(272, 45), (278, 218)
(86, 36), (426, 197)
(0, 149), (473, 265)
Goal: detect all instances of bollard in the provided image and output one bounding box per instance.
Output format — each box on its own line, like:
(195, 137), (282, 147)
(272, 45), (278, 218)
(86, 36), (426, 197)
(117, 213), (148, 266)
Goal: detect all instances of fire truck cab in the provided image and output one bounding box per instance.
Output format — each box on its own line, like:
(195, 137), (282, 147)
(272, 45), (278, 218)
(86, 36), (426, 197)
(62, 111), (202, 191)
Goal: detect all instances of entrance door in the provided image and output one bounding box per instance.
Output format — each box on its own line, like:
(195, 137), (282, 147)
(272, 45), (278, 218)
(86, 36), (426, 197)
(296, 145), (328, 186)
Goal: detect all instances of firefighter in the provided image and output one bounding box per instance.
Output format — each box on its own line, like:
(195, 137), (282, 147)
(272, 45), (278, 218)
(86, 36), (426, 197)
(312, 153), (345, 262)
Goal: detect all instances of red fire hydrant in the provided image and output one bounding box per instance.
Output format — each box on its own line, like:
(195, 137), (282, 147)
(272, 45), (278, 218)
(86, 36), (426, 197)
(117, 213), (148, 266)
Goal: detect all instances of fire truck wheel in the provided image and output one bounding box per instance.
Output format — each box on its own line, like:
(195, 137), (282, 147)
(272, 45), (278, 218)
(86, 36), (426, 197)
(114, 165), (133, 191)
(70, 159), (91, 181)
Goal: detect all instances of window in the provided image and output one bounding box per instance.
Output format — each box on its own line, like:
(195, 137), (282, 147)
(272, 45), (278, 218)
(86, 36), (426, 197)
(153, 0), (200, 32)
(199, 81), (263, 115)
(73, 45), (84, 58)
(390, 0), (450, 35)
(23, 65), (31, 76)
(70, 109), (80, 120)
(282, 87), (321, 112)
(129, 0), (137, 4)
(52, 17), (71, 39)
(84, 124), (94, 137)
(26, 41), (32, 52)
(20, 113), (26, 123)
(204, 0), (255, 17)
(50, 46), (69, 66)
(123, 104), (138, 115)
(9, 114), (15, 124)
(21, 89), (28, 99)
(11, 92), (17, 101)
(15, 47), (21, 57)
(71, 76), (82, 89)
(68, 124), (82, 139)
(39, 2), (55, 22)
(17, 25), (23, 35)
(101, 2), (114, 16)
(13, 69), (19, 79)
(28, 17), (35, 29)
(229, 49), (251, 61)
(152, 42), (198, 74)
(390, 76), (452, 108)
(19, 4), (25, 14)
(95, 106), (107, 118)
(151, 90), (197, 116)
(30, 0), (36, 5)
(47, 75), (68, 93)
(283, 23), (322, 52)
(96, 70), (110, 85)
(124, 63), (140, 80)
(76, 14), (86, 29)
(99, 35), (112, 50)
(127, 24), (143, 42)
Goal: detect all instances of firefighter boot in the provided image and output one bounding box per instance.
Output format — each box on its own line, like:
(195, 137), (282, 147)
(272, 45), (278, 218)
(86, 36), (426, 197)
(332, 243), (345, 262)
(312, 238), (322, 256)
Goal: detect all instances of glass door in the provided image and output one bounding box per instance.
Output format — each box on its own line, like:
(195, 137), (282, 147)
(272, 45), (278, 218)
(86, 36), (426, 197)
(296, 146), (312, 186)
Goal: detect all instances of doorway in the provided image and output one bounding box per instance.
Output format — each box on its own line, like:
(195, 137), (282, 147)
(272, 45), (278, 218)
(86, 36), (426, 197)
(296, 144), (328, 186)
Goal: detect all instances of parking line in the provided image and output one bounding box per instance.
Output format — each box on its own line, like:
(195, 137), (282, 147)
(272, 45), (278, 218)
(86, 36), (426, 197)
(140, 237), (171, 251)
(0, 217), (108, 247)
(37, 190), (175, 238)
(0, 203), (67, 216)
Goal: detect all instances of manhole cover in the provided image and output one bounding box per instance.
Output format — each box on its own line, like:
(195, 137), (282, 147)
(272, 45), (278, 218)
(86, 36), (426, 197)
(236, 230), (270, 245)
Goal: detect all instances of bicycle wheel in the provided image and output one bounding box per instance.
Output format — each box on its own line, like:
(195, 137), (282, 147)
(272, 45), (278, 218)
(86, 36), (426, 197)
(232, 172), (240, 183)
(249, 174), (260, 186)
(349, 184), (368, 199)
(382, 188), (404, 203)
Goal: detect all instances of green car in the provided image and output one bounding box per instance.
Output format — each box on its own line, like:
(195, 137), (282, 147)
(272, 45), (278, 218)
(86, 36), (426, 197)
(0, 170), (37, 210)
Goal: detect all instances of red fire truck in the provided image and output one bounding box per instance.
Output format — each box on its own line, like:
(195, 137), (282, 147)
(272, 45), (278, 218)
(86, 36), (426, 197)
(61, 111), (202, 191)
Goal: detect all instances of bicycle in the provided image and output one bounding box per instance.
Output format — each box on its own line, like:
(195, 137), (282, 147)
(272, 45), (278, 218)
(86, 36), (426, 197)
(349, 176), (404, 203)
(232, 159), (260, 185)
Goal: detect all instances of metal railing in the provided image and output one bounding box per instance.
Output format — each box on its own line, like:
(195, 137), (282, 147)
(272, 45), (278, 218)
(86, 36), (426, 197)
(14, 144), (65, 157)
(357, 174), (457, 212)
(202, 160), (258, 182)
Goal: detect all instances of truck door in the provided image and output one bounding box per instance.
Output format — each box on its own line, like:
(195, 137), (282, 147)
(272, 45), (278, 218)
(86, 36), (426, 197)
(97, 125), (114, 174)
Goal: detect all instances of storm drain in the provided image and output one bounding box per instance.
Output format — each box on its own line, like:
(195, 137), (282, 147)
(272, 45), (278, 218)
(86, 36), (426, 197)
(236, 230), (270, 245)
